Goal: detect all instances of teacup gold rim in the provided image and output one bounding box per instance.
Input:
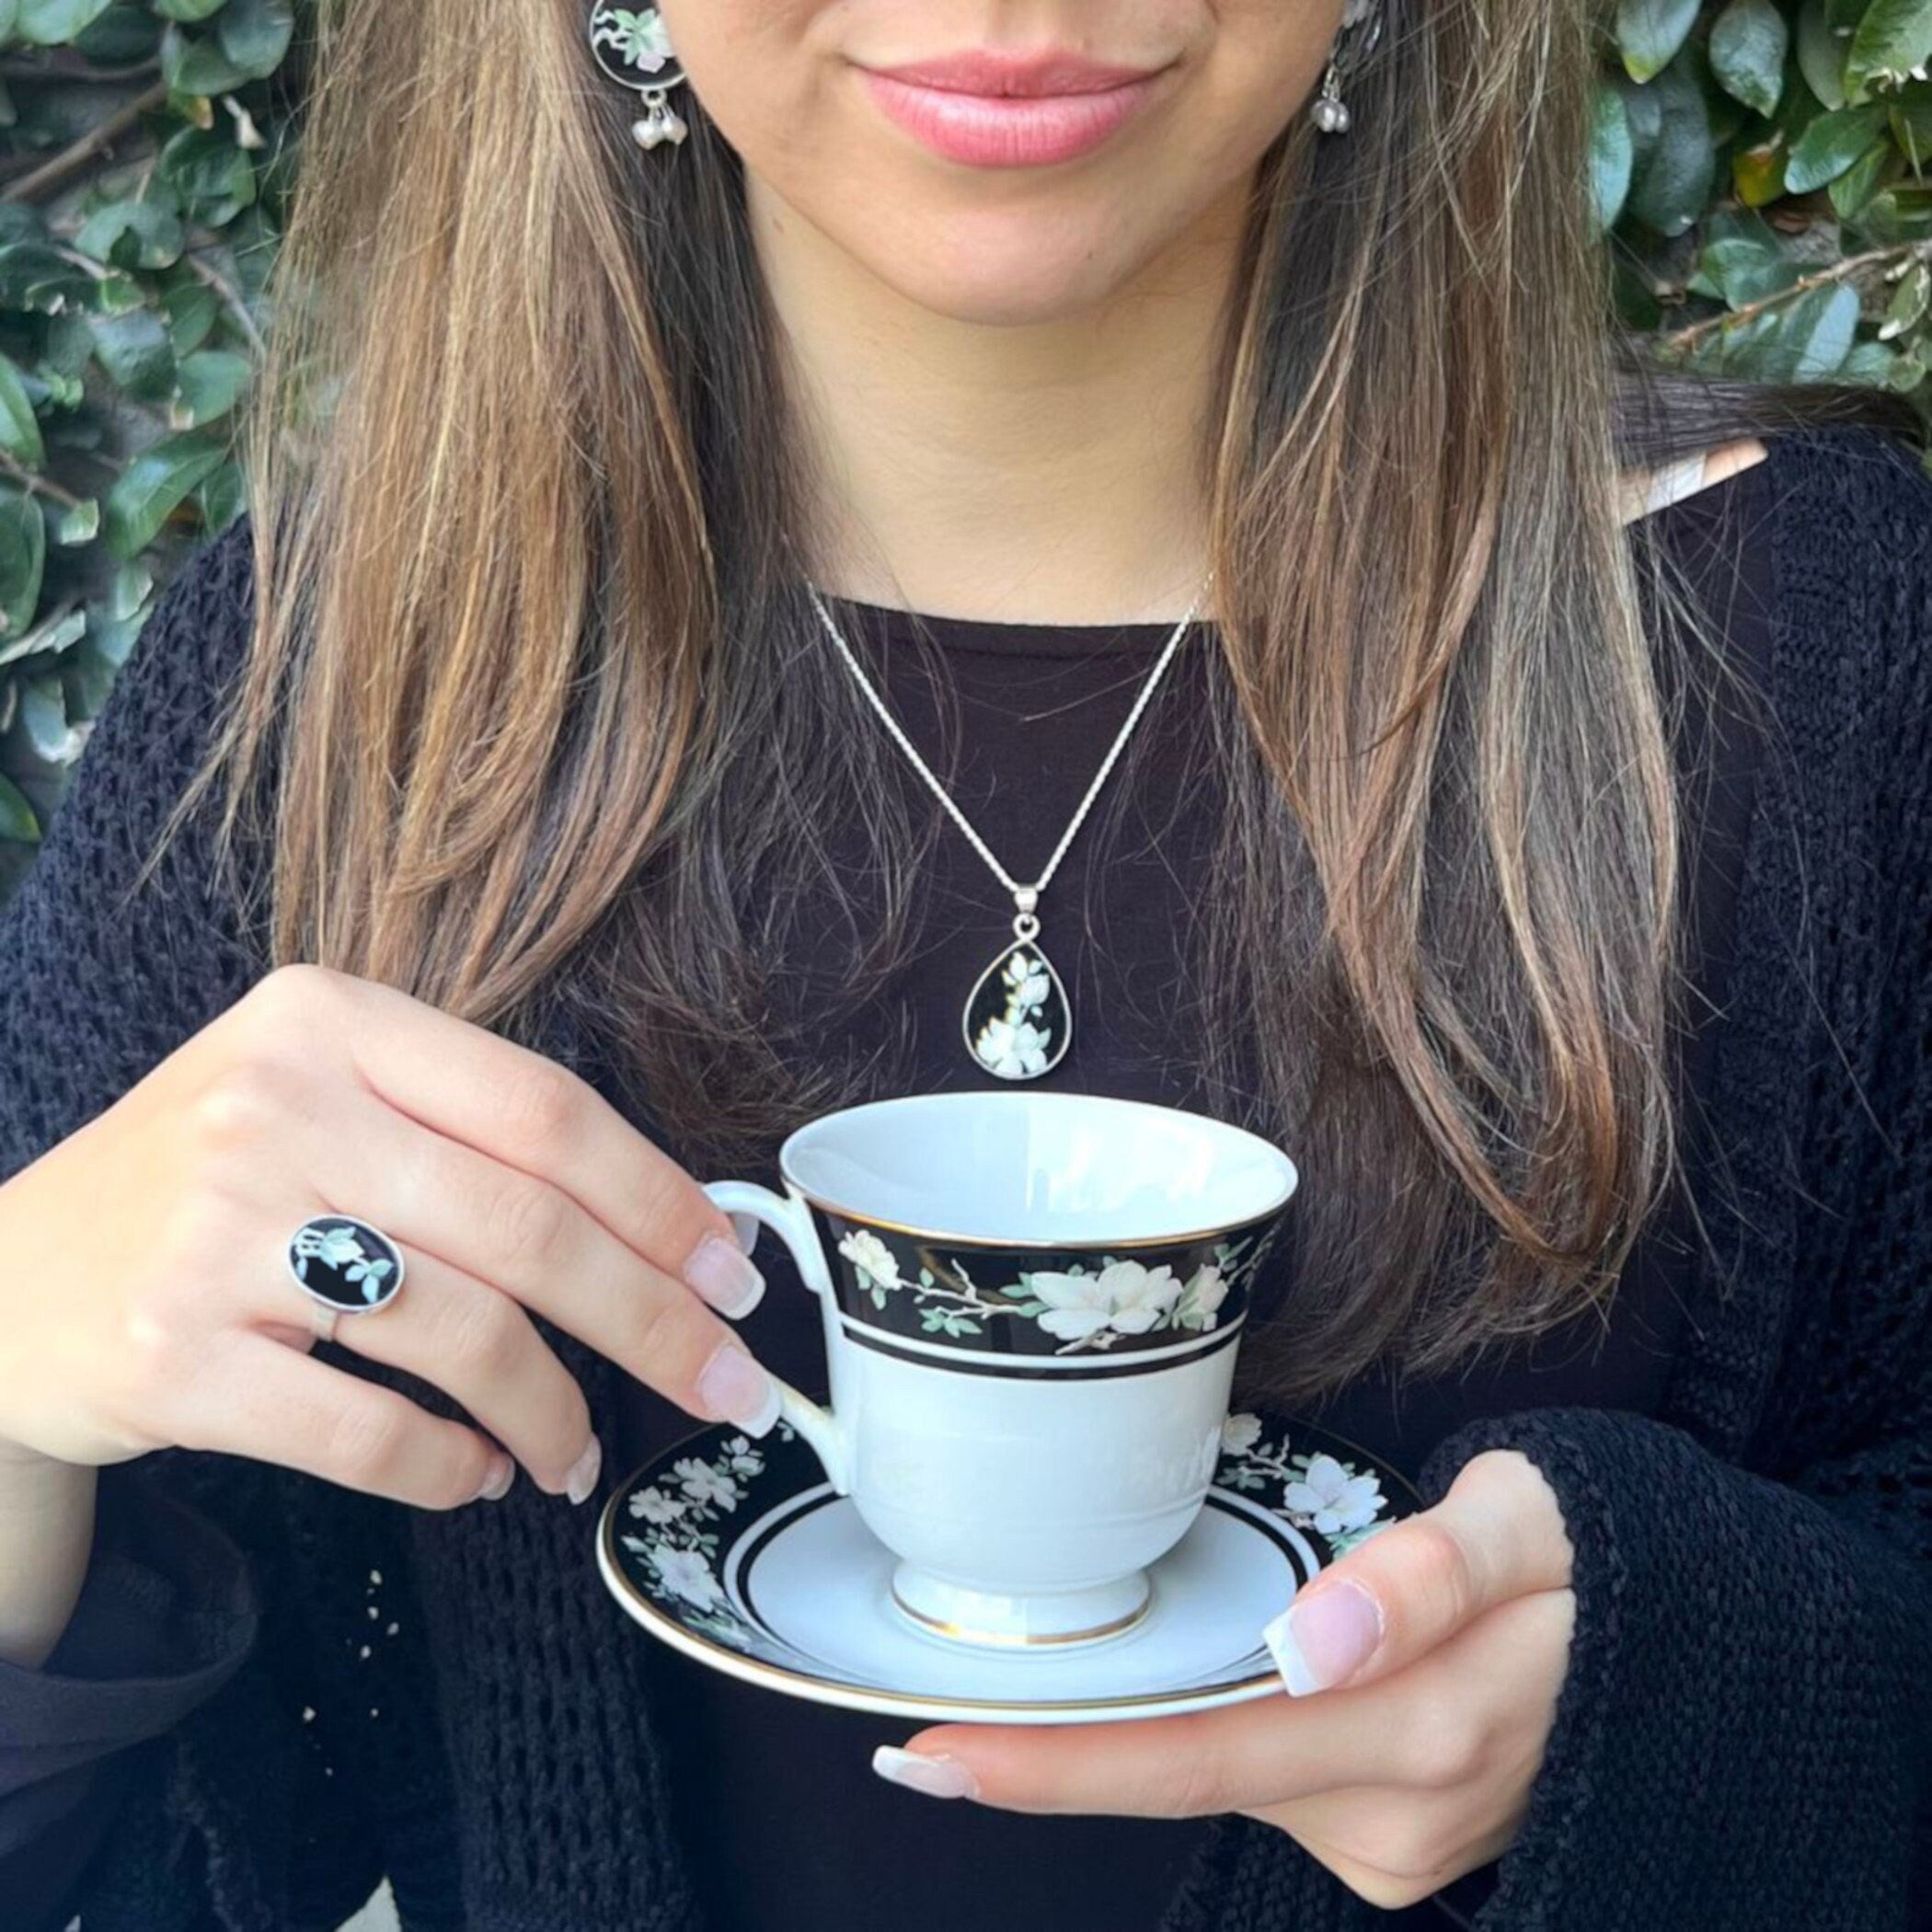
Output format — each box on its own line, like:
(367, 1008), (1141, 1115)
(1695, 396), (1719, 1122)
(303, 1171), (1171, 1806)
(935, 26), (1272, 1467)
(775, 1090), (1299, 1252)
(781, 1192), (1289, 1252)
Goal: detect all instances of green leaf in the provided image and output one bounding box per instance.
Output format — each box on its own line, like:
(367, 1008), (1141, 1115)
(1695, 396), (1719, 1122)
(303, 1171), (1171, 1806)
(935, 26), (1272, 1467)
(52, 496), (98, 546)
(73, 200), (185, 272)
(1828, 133), (1894, 214)
(160, 22), (254, 97)
(1796, 0), (1849, 107)
(1845, 0), (1932, 103)
(156, 126), (257, 226)
(0, 354), (44, 468)
(1778, 280), (1863, 376)
(15, 0), (113, 43)
(1784, 102), (1890, 189)
(87, 306), (176, 400)
(0, 242), (101, 315)
(215, 0), (291, 76)
(172, 347), (251, 425)
(1590, 82), (1635, 230)
(0, 489), (46, 642)
(1618, 0), (1701, 82)
(1880, 259), (1932, 336)
(0, 600), (83, 667)
(101, 428), (225, 558)
(1627, 59), (1715, 234)
(1711, 0), (1788, 115)
(20, 673), (83, 764)
(0, 774), (39, 845)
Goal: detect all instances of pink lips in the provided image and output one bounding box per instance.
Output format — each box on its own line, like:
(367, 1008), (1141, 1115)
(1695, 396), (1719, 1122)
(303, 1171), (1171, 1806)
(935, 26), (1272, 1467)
(858, 49), (1169, 168)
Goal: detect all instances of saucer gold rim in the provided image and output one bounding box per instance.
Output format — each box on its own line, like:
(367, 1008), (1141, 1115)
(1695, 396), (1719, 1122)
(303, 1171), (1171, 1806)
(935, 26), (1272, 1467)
(597, 1413), (1420, 1725)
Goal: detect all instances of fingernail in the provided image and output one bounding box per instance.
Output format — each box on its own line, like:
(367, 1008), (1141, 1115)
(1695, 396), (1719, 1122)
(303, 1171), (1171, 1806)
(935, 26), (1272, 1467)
(1264, 1578), (1383, 1696)
(696, 1343), (780, 1437)
(476, 1453), (515, 1503)
(565, 1432), (603, 1507)
(684, 1232), (765, 1319)
(871, 1745), (978, 1800)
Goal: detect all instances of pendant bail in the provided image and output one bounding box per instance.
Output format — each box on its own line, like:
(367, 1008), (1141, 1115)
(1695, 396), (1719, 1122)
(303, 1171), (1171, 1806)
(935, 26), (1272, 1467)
(1013, 886), (1041, 943)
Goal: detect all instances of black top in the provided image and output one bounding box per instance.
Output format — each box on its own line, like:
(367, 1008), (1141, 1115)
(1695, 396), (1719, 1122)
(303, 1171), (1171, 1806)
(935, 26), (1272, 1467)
(618, 468), (1768, 1932)
(3, 424), (1929, 1932)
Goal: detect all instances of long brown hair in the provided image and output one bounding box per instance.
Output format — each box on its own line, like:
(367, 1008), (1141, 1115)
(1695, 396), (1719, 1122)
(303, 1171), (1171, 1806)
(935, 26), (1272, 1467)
(166, 0), (1921, 1406)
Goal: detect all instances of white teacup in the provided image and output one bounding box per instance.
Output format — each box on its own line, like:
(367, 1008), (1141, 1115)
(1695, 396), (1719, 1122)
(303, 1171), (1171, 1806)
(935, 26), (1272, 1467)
(706, 1091), (1298, 1650)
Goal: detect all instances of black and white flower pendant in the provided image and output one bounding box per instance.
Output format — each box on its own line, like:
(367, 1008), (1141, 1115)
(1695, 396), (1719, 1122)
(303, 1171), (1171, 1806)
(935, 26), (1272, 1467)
(963, 937), (1072, 1081)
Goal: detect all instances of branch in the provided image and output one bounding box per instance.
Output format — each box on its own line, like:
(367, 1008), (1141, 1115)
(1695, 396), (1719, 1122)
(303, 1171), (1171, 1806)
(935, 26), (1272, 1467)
(1662, 238), (1932, 349)
(0, 451), (85, 512)
(2, 80), (169, 204)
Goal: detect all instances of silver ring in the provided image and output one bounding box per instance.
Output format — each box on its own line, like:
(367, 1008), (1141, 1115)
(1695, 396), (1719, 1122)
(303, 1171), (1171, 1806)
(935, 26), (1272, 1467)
(288, 1214), (406, 1345)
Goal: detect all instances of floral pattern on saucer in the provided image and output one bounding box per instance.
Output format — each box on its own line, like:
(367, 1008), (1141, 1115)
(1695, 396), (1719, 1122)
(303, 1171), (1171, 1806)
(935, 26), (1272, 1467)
(811, 1210), (1282, 1361)
(602, 1408), (1417, 1723)
(615, 1421), (803, 1666)
(1217, 1411), (1396, 1559)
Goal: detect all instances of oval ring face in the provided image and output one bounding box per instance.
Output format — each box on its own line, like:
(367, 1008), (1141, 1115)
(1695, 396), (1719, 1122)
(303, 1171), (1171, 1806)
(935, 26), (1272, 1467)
(287, 1213), (407, 1314)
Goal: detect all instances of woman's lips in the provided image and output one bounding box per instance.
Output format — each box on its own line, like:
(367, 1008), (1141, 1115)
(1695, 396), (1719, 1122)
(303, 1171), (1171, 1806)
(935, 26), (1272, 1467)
(858, 67), (1167, 168)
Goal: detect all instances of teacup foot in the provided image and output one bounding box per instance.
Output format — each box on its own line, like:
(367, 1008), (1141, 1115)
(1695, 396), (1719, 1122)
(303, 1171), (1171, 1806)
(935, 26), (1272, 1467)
(889, 1561), (1153, 1650)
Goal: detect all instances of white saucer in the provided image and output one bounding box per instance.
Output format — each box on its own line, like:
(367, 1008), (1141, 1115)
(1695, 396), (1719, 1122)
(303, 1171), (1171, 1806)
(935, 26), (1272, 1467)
(597, 1408), (1418, 1725)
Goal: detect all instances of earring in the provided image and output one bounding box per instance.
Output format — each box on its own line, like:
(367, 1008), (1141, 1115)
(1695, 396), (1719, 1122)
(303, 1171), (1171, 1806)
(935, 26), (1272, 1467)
(587, 5), (691, 149)
(1311, 0), (1383, 135)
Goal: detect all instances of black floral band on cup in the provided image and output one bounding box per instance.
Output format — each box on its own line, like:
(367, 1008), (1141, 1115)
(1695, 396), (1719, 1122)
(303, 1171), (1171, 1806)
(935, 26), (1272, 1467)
(807, 1208), (1281, 1369)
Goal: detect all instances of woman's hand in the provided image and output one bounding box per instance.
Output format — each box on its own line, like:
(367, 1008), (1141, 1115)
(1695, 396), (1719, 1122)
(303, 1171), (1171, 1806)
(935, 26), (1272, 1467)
(0, 962), (778, 1509)
(871, 1448), (1574, 1911)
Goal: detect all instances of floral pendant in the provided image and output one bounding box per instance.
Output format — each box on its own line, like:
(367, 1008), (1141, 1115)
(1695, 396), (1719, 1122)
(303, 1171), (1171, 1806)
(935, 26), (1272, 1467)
(963, 934), (1072, 1081)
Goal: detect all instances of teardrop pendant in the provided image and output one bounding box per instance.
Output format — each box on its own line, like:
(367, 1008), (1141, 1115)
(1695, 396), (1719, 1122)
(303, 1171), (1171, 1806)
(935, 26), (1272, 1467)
(963, 937), (1072, 1081)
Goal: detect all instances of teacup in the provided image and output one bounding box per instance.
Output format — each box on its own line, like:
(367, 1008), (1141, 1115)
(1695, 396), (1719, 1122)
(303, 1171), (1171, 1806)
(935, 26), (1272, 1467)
(705, 1090), (1298, 1649)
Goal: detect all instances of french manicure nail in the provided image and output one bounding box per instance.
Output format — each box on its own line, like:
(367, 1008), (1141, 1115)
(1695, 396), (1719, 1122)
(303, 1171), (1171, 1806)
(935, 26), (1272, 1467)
(696, 1343), (781, 1437)
(685, 1232), (765, 1318)
(1264, 1578), (1383, 1696)
(872, 1745), (978, 1800)
(476, 1453), (515, 1503)
(565, 1432), (603, 1506)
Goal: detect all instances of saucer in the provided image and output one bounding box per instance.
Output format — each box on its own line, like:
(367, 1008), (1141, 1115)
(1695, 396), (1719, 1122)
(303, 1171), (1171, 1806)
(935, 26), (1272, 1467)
(597, 1409), (1419, 1725)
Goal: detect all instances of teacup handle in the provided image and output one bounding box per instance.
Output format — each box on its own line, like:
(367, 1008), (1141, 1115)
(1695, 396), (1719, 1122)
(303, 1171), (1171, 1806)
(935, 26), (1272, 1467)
(702, 1179), (852, 1495)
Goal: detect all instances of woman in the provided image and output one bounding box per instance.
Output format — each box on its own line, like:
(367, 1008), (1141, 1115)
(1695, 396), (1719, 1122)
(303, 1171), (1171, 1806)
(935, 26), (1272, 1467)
(1, 1), (1926, 1927)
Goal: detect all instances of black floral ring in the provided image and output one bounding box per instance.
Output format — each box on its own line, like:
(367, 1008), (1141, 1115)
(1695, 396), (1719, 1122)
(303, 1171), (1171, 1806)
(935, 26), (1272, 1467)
(286, 1213), (407, 1339)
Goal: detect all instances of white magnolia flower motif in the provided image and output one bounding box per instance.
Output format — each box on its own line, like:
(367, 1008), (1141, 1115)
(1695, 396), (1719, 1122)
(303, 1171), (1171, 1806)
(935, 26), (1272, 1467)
(627, 1486), (685, 1525)
(315, 1226), (365, 1268)
(1282, 1454), (1385, 1535)
(650, 1543), (724, 1609)
(672, 1457), (741, 1510)
(1003, 950), (1052, 1013)
(1220, 1411), (1264, 1455)
(1177, 1263), (1228, 1325)
(721, 1434), (763, 1477)
(975, 1016), (1052, 1079)
(1029, 1260), (1182, 1341)
(838, 1228), (903, 1293)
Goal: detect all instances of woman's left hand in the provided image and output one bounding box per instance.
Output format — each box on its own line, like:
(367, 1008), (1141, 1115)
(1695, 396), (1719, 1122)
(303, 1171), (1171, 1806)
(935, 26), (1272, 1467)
(871, 1448), (1575, 1911)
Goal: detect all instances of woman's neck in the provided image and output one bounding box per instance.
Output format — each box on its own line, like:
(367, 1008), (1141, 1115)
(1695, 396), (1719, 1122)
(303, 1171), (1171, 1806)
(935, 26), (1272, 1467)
(749, 171), (1247, 627)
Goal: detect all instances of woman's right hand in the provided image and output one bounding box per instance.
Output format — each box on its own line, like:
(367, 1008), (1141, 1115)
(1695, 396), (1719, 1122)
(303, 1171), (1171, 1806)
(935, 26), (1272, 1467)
(0, 962), (777, 1509)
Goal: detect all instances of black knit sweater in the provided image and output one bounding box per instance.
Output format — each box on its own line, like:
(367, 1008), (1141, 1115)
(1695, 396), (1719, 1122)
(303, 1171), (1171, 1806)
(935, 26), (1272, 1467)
(2, 421), (1929, 1932)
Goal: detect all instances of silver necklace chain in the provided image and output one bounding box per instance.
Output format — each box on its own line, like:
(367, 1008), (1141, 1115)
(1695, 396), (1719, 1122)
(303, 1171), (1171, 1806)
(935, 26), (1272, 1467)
(800, 569), (1214, 1082)
(802, 573), (1213, 918)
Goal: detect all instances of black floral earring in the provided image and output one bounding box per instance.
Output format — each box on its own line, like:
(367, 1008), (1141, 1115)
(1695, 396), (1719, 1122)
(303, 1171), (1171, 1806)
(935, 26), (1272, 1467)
(587, 5), (691, 149)
(1311, 0), (1384, 134)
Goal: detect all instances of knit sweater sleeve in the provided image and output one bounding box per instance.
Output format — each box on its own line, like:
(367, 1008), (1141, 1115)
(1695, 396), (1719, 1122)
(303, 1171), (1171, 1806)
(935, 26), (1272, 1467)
(0, 515), (272, 1929)
(1413, 425), (1932, 1930)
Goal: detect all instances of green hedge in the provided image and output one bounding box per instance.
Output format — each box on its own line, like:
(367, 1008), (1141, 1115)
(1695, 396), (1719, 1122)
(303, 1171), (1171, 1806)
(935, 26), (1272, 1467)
(0, 0), (1928, 895)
